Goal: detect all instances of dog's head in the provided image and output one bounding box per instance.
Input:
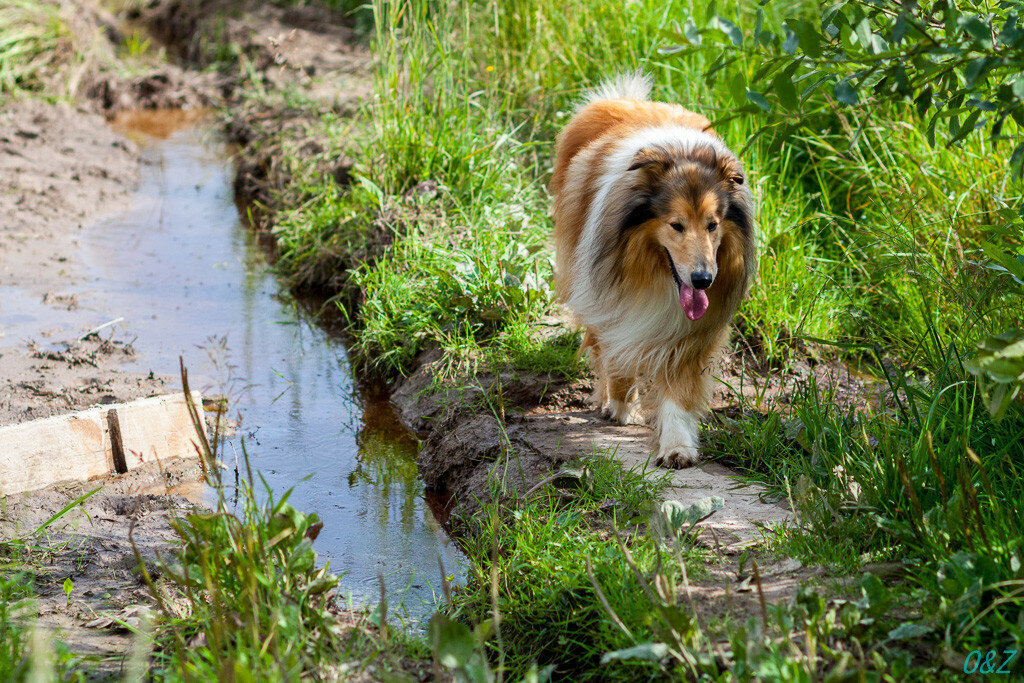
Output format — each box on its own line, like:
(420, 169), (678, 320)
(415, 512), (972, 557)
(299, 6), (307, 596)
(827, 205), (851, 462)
(616, 143), (752, 321)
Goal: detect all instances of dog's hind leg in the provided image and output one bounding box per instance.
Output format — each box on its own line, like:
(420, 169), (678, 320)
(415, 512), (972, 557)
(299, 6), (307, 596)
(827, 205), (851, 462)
(583, 330), (608, 410)
(602, 373), (642, 424)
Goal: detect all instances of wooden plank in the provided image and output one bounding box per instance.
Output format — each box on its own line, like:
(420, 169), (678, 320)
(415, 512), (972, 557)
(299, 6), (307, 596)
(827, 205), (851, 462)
(0, 392), (205, 497)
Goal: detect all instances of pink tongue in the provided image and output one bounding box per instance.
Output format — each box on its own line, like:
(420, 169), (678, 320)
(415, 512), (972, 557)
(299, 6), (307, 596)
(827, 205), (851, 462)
(679, 284), (709, 321)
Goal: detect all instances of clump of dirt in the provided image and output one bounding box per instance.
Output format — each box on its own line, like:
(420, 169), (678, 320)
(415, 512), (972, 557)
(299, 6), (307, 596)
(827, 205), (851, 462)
(0, 338), (167, 426)
(86, 66), (220, 114)
(0, 458), (204, 678)
(16, 0), (219, 114)
(144, 0), (368, 100)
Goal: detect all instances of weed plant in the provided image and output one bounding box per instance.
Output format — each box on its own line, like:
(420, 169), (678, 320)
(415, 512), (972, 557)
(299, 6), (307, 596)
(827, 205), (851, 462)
(137, 367), (396, 680)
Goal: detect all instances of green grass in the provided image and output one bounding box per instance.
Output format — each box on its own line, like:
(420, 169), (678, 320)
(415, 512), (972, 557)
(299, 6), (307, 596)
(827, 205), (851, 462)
(0, 0), (77, 98)
(446, 453), (693, 681)
(260, 0), (1024, 676)
(133, 384), (393, 680)
(265, 0), (868, 379)
(0, 572), (35, 681)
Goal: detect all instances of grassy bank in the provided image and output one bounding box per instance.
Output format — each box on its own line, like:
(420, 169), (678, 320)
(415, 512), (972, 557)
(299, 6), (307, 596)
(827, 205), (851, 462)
(258, 0), (1024, 677)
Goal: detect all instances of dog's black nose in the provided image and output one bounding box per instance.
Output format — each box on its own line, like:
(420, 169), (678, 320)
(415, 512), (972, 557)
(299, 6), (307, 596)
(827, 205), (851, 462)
(690, 271), (713, 290)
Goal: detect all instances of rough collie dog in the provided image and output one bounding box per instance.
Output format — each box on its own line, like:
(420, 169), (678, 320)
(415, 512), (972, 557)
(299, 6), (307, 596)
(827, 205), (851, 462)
(550, 73), (756, 468)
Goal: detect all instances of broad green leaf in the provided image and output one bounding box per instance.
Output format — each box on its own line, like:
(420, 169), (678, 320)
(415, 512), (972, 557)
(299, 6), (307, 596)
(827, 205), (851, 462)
(683, 18), (702, 46)
(835, 80), (859, 105)
(1013, 77), (1024, 100)
(963, 57), (997, 87)
(959, 15), (993, 46)
(728, 70), (747, 106)
(1011, 142), (1024, 179)
(704, 0), (717, 24)
(890, 15), (909, 43)
(772, 71), (798, 109)
(658, 496), (725, 533)
(790, 19), (822, 57)
(429, 613), (476, 669)
(782, 25), (798, 55)
(860, 572), (893, 617)
(948, 108), (982, 145)
(712, 16), (743, 46)
(978, 242), (1024, 282)
(997, 14), (1022, 45)
(747, 90), (770, 112)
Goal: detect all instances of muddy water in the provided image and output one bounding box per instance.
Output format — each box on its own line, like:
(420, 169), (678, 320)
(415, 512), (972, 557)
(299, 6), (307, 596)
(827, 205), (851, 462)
(27, 111), (462, 617)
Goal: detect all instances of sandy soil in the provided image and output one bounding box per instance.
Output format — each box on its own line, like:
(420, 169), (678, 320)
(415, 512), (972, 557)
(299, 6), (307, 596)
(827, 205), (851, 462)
(0, 5), (219, 673)
(0, 459), (204, 677)
(0, 100), (180, 427)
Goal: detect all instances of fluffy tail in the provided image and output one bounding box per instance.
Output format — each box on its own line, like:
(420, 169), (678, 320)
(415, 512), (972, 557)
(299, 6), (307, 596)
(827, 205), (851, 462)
(579, 71), (652, 109)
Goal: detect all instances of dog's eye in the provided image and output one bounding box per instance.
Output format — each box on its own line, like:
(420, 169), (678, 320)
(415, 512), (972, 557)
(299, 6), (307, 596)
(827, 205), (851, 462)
(670, 222), (685, 232)
(707, 221), (719, 232)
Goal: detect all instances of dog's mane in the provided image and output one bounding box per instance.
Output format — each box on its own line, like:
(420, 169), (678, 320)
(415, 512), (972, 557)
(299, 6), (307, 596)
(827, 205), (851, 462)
(564, 127), (756, 377)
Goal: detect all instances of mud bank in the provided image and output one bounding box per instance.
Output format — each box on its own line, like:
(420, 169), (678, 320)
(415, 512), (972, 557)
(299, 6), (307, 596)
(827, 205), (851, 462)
(144, 0), (371, 234)
(390, 340), (872, 546)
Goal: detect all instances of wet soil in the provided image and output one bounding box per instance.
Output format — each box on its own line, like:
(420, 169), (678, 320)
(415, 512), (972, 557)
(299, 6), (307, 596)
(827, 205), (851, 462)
(0, 459), (203, 678)
(0, 99), (173, 419)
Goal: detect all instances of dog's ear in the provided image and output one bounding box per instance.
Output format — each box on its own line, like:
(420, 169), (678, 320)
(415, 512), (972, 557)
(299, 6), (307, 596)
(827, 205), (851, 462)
(717, 154), (745, 187)
(628, 147), (672, 174)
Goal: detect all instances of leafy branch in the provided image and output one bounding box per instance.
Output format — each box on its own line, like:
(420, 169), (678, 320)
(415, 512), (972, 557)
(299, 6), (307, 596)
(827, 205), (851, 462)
(659, 0), (1024, 174)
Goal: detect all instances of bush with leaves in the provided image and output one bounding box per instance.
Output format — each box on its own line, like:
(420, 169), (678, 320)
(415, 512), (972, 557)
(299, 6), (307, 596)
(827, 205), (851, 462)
(664, 0), (1024, 171)
(661, 0), (1024, 416)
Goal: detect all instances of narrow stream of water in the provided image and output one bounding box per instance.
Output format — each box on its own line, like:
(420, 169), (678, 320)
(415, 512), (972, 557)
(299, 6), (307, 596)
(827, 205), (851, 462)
(13, 112), (463, 618)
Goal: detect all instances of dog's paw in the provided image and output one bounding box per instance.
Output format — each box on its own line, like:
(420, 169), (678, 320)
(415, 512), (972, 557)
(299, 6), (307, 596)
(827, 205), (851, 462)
(655, 443), (700, 469)
(600, 399), (644, 425)
(655, 400), (701, 468)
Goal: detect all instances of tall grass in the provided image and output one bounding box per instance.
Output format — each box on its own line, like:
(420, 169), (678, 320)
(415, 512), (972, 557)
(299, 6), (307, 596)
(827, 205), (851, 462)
(262, 0), (1023, 674)
(138, 373), (389, 679)
(272, 0), (849, 378)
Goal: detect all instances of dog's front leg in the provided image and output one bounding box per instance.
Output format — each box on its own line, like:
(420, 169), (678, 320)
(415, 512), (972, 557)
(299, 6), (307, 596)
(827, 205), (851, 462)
(654, 399), (701, 467)
(653, 364), (711, 468)
(602, 373), (642, 424)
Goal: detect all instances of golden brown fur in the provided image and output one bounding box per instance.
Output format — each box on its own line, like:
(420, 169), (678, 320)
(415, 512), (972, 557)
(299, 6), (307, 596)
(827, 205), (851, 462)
(550, 74), (756, 467)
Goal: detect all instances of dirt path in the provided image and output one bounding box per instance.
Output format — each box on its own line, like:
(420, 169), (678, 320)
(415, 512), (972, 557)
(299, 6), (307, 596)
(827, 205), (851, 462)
(392, 352), (797, 549)
(394, 338), (870, 548)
